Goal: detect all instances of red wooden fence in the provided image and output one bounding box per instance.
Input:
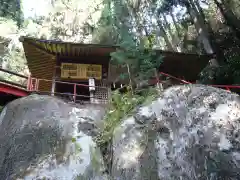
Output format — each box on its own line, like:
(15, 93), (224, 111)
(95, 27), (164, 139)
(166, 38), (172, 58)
(1, 68), (239, 102)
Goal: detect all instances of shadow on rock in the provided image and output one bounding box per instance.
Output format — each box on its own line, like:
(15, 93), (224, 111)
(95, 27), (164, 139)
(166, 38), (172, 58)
(111, 85), (240, 180)
(0, 94), (108, 180)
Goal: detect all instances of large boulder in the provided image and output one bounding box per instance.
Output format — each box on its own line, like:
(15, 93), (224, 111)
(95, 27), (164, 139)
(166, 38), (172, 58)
(111, 85), (240, 180)
(0, 95), (108, 180)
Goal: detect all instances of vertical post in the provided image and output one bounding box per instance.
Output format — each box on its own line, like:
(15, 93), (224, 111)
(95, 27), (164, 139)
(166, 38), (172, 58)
(27, 75), (31, 91)
(154, 68), (162, 93)
(51, 78), (56, 96)
(51, 56), (57, 96)
(226, 87), (230, 92)
(32, 78), (36, 91)
(73, 84), (76, 102)
(90, 91), (94, 104)
(30, 77), (33, 91)
(89, 78), (95, 104)
(31, 78), (36, 91)
(126, 63), (133, 95)
(107, 60), (112, 103)
(36, 79), (40, 92)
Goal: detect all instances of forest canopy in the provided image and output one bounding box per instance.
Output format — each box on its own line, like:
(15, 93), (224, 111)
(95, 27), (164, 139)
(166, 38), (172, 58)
(0, 0), (240, 85)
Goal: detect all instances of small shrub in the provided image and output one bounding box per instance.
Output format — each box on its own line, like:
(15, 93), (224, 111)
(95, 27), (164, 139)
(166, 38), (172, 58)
(96, 86), (158, 147)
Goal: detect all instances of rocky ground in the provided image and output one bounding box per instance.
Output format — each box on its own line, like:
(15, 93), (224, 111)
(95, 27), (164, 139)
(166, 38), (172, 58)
(0, 84), (239, 179)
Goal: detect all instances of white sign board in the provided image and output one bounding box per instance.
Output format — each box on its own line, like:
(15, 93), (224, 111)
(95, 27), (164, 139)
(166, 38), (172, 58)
(89, 78), (95, 91)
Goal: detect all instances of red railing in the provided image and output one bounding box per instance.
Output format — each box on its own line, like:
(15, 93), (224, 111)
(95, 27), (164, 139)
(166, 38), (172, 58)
(27, 77), (109, 103)
(2, 67), (239, 102)
(27, 72), (240, 104)
(159, 72), (192, 84)
(159, 72), (240, 92)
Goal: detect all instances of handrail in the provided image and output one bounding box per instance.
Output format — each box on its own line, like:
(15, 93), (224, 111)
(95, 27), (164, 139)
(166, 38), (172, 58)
(34, 91), (108, 100)
(30, 73), (240, 96)
(209, 84), (240, 88)
(1, 67), (238, 101)
(28, 77), (109, 103)
(159, 72), (191, 84)
(158, 71), (240, 92)
(37, 78), (107, 89)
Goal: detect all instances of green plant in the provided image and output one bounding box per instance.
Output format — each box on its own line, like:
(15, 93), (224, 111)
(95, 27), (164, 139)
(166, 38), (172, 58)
(96, 86), (158, 147)
(199, 55), (240, 85)
(110, 36), (163, 84)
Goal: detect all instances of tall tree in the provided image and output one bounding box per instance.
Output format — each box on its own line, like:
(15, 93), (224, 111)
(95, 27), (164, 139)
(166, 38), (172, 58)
(0, 0), (23, 27)
(213, 0), (240, 39)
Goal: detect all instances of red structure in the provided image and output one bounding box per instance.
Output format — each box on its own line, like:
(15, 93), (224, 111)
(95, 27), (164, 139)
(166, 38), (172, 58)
(0, 68), (29, 105)
(0, 82), (28, 97)
(0, 67), (240, 106)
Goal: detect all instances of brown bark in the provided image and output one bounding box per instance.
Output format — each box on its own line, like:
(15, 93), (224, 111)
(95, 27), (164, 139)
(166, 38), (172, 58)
(157, 19), (175, 51)
(162, 14), (180, 51)
(213, 0), (240, 39)
(170, 10), (182, 39)
(184, 0), (214, 55)
(194, 0), (226, 62)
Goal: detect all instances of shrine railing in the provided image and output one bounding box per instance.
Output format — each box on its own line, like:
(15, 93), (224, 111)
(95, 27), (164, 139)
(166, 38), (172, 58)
(1, 67), (239, 102)
(27, 77), (109, 103)
(158, 72), (240, 92)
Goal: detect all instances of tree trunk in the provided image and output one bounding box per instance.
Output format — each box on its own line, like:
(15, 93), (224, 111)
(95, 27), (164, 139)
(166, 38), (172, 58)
(162, 14), (180, 51)
(170, 10), (182, 39)
(194, 0), (226, 62)
(157, 19), (175, 51)
(184, 0), (214, 55)
(213, 0), (240, 39)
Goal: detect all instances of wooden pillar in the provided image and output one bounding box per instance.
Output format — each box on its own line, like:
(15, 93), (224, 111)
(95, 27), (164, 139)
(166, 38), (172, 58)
(90, 92), (95, 104)
(51, 56), (57, 96)
(107, 61), (112, 102)
(51, 78), (56, 96)
(127, 63), (133, 95)
(154, 68), (162, 93)
(89, 78), (96, 104)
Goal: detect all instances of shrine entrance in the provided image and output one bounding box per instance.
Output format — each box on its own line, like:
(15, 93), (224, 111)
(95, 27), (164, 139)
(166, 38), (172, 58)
(53, 58), (110, 103)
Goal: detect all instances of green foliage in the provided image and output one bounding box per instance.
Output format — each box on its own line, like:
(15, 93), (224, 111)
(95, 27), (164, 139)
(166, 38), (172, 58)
(96, 87), (158, 147)
(0, 0), (24, 27)
(96, 89), (142, 146)
(89, 146), (101, 173)
(104, 0), (163, 83)
(110, 36), (163, 83)
(0, 33), (28, 85)
(199, 55), (240, 85)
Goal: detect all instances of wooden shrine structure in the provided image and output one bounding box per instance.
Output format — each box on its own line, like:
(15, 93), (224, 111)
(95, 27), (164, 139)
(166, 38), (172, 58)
(20, 36), (213, 103)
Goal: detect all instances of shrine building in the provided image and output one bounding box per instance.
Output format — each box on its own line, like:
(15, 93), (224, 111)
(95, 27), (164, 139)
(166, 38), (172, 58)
(20, 36), (212, 103)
